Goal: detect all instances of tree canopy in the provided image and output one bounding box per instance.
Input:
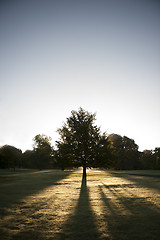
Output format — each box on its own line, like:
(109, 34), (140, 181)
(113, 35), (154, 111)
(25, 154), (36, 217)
(32, 134), (54, 169)
(0, 145), (22, 170)
(56, 107), (111, 177)
(108, 134), (140, 169)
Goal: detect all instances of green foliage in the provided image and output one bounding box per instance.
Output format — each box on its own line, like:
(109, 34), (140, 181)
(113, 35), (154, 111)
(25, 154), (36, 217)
(55, 142), (74, 170)
(108, 134), (140, 170)
(33, 134), (54, 169)
(22, 150), (36, 169)
(56, 108), (112, 174)
(0, 145), (22, 170)
(95, 134), (114, 169)
(33, 134), (52, 151)
(139, 149), (160, 170)
(154, 147), (160, 169)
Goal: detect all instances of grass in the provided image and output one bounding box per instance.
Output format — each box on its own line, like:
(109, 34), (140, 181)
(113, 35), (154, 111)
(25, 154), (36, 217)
(0, 169), (160, 240)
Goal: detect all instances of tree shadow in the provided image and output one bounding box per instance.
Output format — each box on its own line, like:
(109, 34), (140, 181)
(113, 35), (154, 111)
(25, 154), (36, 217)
(110, 172), (160, 192)
(99, 183), (160, 240)
(0, 170), (72, 215)
(1, 174), (100, 240)
(0, 170), (75, 240)
(56, 176), (100, 240)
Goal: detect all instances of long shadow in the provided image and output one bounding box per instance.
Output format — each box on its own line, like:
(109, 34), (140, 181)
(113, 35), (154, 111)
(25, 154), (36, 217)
(0, 170), (72, 215)
(110, 172), (160, 192)
(99, 184), (160, 240)
(56, 176), (100, 240)
(1, 174), (100, 240)
(98, 185), (118, 216)
(0, 170), (74, 240)
(103, 184), (135, 215)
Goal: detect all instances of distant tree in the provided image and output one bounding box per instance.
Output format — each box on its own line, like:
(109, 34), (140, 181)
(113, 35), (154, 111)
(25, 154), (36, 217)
(140, 149), (158, 169)
(108, 134), (139, 169)
(22, 150), (36, 169)
(33, 134), (54, 169)
(123, 136), (138, 151)
(108, 134), (124, 169)
(55, 142), (74, 170)
(56, 107), (111, 178)
(122, 136), (140, 169)
(153, 147), (160, 169)
(140, 149), (154, 169)
(108, 134), (124, 150)
(0, 145), (22, 170)
(95, 134), (114, 169)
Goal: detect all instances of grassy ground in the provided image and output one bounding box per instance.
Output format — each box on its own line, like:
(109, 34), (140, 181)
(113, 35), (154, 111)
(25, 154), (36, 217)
(0, 169), (160, 240)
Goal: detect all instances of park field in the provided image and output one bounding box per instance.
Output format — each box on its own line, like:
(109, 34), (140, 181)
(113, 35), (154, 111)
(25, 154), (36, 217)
(0, 169), (160, 240)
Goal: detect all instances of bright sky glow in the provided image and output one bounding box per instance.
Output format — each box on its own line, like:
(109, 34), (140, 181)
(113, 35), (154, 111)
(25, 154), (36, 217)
(0, 0), (160, 152)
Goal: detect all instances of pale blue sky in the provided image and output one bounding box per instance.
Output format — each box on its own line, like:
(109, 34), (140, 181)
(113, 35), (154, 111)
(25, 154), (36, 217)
(0, 0), (160, 152)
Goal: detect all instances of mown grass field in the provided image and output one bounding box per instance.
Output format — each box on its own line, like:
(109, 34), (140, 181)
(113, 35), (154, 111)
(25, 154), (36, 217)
(0, 169), (160, 240)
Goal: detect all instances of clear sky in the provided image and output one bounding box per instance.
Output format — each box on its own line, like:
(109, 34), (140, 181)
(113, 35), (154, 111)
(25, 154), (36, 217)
(0, 0), (160, 152)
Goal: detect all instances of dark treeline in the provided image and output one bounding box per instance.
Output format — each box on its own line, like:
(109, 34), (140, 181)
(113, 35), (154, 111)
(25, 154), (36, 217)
(0, 108), (160, 171)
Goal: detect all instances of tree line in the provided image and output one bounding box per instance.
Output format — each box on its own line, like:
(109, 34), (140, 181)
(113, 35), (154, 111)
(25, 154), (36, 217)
(0, 108), (160, 172)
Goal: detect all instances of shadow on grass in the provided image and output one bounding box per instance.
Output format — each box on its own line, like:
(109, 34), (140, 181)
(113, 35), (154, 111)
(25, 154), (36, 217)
(56, 176), (100, 240)
(111, 172), (160, 192)
(99, 183), (160, 240)
(0, 170), (72, 215)
(1, 171), (160, 240)
(7, 175), (100, 240)
(0, 170), (74, 240)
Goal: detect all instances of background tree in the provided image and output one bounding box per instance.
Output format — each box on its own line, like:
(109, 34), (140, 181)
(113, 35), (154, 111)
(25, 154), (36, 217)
(0, 145), (22, 170)
(56, 108), (111, 178)
(33, 134), (54, 169)
(94, 133), (114, 169)
(55, 142), (74, 170)
(22, 150), (37, 169)
(153, 147), (160, 169)
(108, 134), (139, 169)
(122, 136), (139, 170)
(108, 134), (124, 169)
(140, 149), (156, 170)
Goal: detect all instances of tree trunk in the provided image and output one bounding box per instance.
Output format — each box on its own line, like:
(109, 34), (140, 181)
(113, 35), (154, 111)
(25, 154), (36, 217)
(83, 165), (86, 179)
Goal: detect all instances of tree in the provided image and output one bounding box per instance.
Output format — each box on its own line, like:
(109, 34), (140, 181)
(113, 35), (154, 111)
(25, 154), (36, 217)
(108, 134), (124, 169)
(153, 147), (160, 169)
(122, 136), (140, 169)
(95, 134), (114, 169)
(33, 134), (54, 169)
(56, 107), (110, 178)
(0, 145), (22, 170)
(55, 142), (74, 170)
(22, 150), (36, 169)
(140, 150), (154, 169)
(108, 134), (139, 169)
(123, 136), (138, 151)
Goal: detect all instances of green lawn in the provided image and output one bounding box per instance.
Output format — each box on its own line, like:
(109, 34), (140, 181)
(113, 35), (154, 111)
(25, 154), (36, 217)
(0, 169), (160, 240)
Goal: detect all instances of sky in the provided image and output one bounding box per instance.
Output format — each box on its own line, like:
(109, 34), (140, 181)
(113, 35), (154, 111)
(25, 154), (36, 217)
(0, 0), (160, 152)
